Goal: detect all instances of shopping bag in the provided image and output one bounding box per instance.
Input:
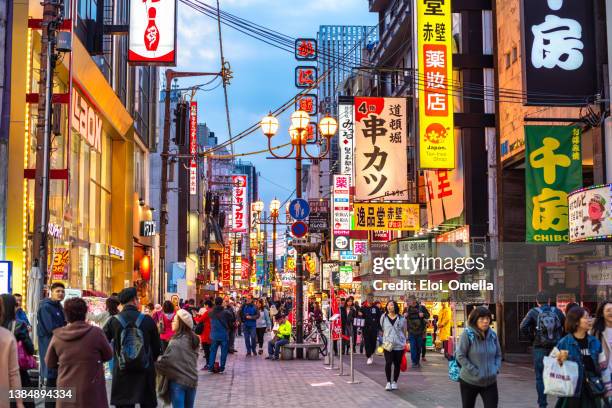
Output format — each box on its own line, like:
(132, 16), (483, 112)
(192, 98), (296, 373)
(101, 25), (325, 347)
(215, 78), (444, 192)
(543, 356), (579, 397)
(400, 346), (408, 372)
(448, 357), (461, 382)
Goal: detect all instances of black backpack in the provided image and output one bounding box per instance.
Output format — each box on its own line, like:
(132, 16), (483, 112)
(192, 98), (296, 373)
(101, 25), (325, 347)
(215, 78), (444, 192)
(116, 313), (150, 372)
(535, 307), (562, 348)
(194, 319), (205, 335)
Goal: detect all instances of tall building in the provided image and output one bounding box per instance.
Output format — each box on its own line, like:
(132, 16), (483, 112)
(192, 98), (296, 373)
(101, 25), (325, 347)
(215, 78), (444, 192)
(3, 0), (158, 300)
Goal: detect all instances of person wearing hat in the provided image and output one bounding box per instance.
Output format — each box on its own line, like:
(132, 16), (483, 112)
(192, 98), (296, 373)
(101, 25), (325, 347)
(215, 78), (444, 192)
(104, 287), (162, 408)
(156, 309), (200, 408)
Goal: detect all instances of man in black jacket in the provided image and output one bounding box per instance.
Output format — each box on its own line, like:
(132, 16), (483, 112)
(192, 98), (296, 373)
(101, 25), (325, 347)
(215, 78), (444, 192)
(104, 287), (161, 408)
(405, 295), (430, 368)
(362, 300), (382, 364)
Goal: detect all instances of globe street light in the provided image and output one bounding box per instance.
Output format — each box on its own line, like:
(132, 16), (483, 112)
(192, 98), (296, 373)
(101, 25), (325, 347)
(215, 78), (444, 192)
(260, 110), (337, 357)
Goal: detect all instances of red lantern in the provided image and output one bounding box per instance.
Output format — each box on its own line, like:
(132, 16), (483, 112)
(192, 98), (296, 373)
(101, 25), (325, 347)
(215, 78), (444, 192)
(140, 255), (151, 281)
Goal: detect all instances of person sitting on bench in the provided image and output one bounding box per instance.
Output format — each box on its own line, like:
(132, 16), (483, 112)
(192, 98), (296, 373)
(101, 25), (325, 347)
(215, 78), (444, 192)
(266, 314), (292, 360)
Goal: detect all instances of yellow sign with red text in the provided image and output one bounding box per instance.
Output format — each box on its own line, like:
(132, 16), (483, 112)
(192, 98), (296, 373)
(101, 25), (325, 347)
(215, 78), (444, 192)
(417, 0), (455, 169)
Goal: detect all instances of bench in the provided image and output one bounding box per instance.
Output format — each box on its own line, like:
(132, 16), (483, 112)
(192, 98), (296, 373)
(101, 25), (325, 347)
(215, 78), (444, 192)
(281, 343), (324, 360)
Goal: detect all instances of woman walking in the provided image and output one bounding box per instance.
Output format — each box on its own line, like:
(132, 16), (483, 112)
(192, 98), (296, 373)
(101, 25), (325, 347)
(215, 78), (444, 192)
(455, 306), (502, 408)
(45, 297), (113, 408)
(159, 300), (177, 352)
(1, 294), (35, 407)
(255, 299), (271, 355)
(0, 299), (23, 408)
(554, 306), (605, 408)
(379, 300), (407, 391)
(156, 309), (200, 408)
(592, 301), (612, 403)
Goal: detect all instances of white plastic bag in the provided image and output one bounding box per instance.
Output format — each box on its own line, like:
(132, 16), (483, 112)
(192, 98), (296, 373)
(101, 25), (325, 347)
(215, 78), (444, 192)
(543, 356), (579, 397)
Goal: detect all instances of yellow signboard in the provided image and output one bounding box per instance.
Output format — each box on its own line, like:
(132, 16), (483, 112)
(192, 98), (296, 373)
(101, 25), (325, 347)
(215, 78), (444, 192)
(417, 0), (455, 169)
(353, 203), (419, 231)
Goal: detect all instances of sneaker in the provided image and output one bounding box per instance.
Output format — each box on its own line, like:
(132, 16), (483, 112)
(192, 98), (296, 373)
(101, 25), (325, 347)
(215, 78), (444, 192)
(391, 382), (398, 390)
(201, 365), (209, 371)
(411, 363), (419, 369)
(246, 352), (251, 356)
(258, 349), (263, 355)
(385, 382), (392, 391)
(366, 357), (373, 365)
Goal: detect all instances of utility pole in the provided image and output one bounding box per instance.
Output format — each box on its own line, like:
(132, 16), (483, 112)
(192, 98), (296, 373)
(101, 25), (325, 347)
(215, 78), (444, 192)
(31, 0), (63, 299)
(158, 70), (222, 303)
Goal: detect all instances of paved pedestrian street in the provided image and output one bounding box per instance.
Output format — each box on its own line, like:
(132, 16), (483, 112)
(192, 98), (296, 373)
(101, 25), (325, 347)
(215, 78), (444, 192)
(192, 337), (557, 408)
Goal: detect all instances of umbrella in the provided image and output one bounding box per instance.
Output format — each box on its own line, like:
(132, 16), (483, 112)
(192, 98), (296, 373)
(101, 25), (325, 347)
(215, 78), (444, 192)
(26, 265), (43, 349)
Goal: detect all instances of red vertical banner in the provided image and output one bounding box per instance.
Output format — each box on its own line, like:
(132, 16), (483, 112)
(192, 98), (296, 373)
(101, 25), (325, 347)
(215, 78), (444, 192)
(189, 101), (197, 195)
(330, 285), (341, 341)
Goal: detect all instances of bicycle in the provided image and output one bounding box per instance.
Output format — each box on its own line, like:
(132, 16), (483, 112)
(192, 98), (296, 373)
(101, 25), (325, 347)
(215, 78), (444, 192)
(290, 314), (328, 356)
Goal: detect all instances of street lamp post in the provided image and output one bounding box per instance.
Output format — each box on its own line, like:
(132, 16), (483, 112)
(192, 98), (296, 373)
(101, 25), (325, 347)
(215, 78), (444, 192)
(260, 110), (337, 357)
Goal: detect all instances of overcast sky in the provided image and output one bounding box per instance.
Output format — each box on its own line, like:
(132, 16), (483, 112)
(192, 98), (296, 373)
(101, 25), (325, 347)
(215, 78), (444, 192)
(172, 0), (376, 208)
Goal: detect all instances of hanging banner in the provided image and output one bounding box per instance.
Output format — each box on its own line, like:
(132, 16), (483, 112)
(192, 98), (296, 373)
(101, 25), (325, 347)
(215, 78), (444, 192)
(525, 126), (582, 242)
(338, 97), (354, 179)
(354, 97), (408, 200)
(189, 101), (197, 195)
(332, 175), (351, 234)
(521, 0), (596, 105)
(50, 247), (70, 281)
(222, 242), (231, 287)
(425, 136), (464, 227)
(568, 184), (612, 243)
(330, 285), (342, 341)
(417, 0), (455, 169)
(353, 203), (419, 231)
(231, 175), (248, 233)
(128, 0), (177, 65)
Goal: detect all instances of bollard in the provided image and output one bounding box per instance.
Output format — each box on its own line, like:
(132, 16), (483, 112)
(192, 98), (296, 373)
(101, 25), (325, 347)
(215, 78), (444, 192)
(336, 337), (348, 376)
(325, 321), (338, 370)
(346, 328), (361, 384)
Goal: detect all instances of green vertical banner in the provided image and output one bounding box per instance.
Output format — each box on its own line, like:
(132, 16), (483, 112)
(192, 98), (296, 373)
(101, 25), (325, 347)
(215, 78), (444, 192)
(525, 126), (582, 242)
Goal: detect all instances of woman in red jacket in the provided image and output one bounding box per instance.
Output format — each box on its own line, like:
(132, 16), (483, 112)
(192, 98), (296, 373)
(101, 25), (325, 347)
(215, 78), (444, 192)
(159, 301), (177, 352)
(195, 300), (213, 370)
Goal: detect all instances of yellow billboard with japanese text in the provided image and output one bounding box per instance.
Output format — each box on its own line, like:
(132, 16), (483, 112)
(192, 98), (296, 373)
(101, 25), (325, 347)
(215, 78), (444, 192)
(353, 203), (419, 231)
(417, 0), (455, 169)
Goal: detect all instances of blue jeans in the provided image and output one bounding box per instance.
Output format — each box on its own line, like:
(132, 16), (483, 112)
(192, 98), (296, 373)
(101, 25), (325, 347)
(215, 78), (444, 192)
(243, 325), (257, 354)
(169, 381), (196, 408)
(268, 338), (289, 358)
(408, 334), (423, 365)
(533, 348), (549, 408)
(209, 338), (229, 370)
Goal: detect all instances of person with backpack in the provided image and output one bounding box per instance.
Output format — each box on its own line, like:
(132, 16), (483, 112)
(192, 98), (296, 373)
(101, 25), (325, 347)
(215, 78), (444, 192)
(104, 287), (162, 408)
(45, 297), (113, 408)
(380, 300), (407, 391)
(455, 306), (502, 408)
(240, 295), (260, 357)
(1, 294), (35, 407)
(194, 300), (212, 370)
(155, 309), (199, 408)
(520, 291), (566, 408)
(158, 301), (177, 352)
(405, 295), (430, 368)
(208, 297), (234, 373)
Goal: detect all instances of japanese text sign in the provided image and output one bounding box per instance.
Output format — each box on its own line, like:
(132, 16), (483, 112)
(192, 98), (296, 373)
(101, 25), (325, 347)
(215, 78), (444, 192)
(417, 0), (455, 169)
(309, 199), (329, 233)
(521, 0), (596, 105)
(295, 94), (318, 115)
(295, 66), (317, 88)
(354, 97), (408, 200)
(307, 122), (318, 144)
(295, 38), (317, 61)
(353, 203), (419, 231)
(50, 247), (70, 281)
(352, 240), (368, 255)
(525, 126), (582, 242)
(332, 175), (351, 235)
(128, 0), (177, 65)
(189, 101), (197, 195)
(339, 98), (354, 179)
(568, 184), (612, 243)
(231, 175), (249, 233)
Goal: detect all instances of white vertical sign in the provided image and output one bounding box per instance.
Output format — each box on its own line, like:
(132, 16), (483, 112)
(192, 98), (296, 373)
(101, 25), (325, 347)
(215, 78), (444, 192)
(128, 0), (177, 65)
(332, 174), (351, 234)
(338, 101), (354, 180)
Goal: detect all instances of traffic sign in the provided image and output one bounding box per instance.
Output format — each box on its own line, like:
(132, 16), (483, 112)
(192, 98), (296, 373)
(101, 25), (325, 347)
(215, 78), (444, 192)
(291, 221), (308, 238)
(289, 198), (310, 220)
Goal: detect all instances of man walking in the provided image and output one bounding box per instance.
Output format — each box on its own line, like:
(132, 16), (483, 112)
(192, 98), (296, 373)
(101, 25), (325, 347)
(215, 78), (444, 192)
(405, 295), (429, 368)
(520, 291), (565, 408)
(362, 300), (382, 365)
(240, 295), (260, 356)
(104, 287), (161, 408)
(209, 297), (234, 373)
(37, 282), (66, 406)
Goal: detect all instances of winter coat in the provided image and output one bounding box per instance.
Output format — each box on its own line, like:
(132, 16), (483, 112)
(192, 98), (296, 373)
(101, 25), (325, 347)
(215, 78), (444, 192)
(363, 305), (383, 333)
(159, 312), (176, 342)
(380, 313), (407, 351)
(405, 304), (430, 336)
(437, 305), (452, 342)
(45, 321), (112, 408)
(209, 306), (234, 341)
(256, 308), (271, 329)
(0, 326), (21, 408)
(552, 333), (603, 398)
(456, 327), (502, 387)
(36, 298), (66, 379)
(194, 310), (211, 344)
(104, 305), (162, 407)
(155, 333), (200, 389)
(519, 305), (566, 349)
(341, 306), (356, 337)
(240, 303), (260, 328)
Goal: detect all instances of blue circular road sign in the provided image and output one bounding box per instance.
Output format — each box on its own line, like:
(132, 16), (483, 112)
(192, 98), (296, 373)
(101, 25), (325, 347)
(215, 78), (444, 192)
(291, 221), (308, 238)
(289, 198), (310, 220)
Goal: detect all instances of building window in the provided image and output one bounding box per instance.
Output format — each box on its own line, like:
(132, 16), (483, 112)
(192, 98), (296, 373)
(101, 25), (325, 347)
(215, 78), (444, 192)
(505, 53), (511, 69)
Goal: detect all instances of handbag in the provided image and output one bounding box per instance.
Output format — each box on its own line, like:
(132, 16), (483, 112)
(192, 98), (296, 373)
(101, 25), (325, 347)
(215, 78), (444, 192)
(10, 321), (37, 370)
(585, 370), (606, 397)
(156, 373), (170, 404)
(381, 315), (402, 352)
(448, 357), (461, 382)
